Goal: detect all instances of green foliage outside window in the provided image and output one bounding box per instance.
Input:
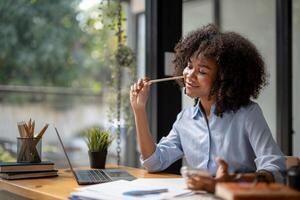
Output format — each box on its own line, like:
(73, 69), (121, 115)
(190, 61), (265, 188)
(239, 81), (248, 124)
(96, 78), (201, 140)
(0, 1), (137, 162)
(0, 0), (117, 103)
(0, 146), (15, 162)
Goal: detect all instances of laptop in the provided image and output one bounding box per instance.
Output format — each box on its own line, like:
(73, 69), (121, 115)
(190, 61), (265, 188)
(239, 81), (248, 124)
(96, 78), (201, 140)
(54, 127), (136, 185)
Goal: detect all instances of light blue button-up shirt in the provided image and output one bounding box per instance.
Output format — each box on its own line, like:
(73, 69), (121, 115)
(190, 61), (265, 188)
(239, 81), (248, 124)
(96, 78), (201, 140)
(141, 101), (286, 182)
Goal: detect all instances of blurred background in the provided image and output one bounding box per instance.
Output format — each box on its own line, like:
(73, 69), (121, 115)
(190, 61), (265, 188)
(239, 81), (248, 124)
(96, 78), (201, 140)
(0, 0), (299, 171)
(0, 0), (142, 168)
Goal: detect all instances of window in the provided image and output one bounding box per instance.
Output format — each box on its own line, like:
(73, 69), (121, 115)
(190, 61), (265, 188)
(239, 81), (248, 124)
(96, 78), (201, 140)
(0, 0), (137, 167)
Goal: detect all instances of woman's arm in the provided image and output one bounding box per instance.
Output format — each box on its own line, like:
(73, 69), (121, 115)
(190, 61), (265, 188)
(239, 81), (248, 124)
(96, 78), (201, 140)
(130, 79), (184, 171)
(130, 79), (155, 160)
(245, 104), (286, 183)
(133, 108), (156, 160)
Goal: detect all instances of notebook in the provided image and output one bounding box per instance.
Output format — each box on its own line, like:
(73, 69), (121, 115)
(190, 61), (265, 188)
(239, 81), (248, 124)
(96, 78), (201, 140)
(54, 127), (136, 185)
(0, 161), (54, 173)
(0, 170), (58, 180)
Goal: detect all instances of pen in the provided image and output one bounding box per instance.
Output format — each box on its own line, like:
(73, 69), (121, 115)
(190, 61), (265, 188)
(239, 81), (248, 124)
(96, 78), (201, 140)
(123, 188), (169, 196)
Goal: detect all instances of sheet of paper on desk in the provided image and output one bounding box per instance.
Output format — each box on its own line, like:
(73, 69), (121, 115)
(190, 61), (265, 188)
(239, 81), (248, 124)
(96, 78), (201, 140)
(70, 178), (193, 200)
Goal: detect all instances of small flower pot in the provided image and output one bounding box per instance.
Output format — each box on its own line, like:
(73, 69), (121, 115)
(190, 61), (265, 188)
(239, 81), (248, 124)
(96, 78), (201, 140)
(88, 150), (107, 169)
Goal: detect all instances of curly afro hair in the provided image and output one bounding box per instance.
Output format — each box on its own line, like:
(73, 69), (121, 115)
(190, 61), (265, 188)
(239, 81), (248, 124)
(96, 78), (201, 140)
(173, 24), (267, 116)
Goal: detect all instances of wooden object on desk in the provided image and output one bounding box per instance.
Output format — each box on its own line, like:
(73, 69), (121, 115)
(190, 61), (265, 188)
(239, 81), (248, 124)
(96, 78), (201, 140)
(215, 182), (300, 200)
(0, 165), (180, 200)
(286, 156), (300, 169)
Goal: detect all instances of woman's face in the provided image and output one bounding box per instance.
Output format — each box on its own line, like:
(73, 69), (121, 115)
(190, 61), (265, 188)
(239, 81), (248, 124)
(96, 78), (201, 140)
(183, 53), (218, 99)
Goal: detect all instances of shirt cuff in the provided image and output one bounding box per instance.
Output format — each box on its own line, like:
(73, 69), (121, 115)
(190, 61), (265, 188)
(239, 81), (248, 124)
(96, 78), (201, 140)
(140, 146), (161, 172)
(271, 170), (285, 184)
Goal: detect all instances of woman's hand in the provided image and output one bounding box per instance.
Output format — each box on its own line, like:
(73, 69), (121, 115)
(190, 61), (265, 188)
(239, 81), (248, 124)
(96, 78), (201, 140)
(186, 174), (216, 193)
(130, 78), (151, 111)
(186, 158), (231, 193)
(214, 158), (231, 182)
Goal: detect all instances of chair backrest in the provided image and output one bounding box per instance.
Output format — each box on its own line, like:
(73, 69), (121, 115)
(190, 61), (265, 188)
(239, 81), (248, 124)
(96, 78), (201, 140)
(286, 156), (300, 169)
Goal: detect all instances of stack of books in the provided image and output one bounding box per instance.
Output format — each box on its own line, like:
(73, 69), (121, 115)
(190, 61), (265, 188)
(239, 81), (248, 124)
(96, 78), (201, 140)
(0, 161), (58, 180)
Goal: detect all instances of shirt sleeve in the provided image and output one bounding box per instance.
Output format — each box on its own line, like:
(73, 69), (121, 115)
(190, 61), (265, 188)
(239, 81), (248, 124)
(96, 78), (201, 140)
(140, 112), (184, 172)
(245, 103), (286, 183)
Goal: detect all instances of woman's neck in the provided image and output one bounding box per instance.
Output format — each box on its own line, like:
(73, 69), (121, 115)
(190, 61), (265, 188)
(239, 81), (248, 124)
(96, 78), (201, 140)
(199, 97), (215, 118)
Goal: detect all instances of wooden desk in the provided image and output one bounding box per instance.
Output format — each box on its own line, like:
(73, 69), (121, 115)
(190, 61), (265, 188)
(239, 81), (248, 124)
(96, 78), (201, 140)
(0, 165), (180, 200)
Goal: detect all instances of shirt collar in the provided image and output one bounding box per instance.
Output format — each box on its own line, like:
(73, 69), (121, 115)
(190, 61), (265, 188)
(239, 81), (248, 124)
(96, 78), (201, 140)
(192, 100), (216, 120)
(192, 104), (201, 119)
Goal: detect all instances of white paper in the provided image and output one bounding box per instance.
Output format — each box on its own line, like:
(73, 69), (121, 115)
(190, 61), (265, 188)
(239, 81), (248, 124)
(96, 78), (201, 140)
(70, 178), (194, 200)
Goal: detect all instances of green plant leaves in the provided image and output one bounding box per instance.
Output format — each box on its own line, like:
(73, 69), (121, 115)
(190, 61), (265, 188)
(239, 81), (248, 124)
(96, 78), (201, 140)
(85, 128), (113, 152)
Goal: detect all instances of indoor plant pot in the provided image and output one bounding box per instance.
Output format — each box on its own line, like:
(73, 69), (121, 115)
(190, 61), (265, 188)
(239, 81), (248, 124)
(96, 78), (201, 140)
(88, 150), (107, 169)
(85, 128), (113, 169)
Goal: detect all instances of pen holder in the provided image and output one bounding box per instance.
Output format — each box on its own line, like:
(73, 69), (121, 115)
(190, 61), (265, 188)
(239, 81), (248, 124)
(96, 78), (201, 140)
(17, 137), (42, 163)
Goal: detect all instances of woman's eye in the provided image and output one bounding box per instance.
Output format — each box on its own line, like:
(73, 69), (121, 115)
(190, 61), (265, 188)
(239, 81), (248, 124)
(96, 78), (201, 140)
(199, 70), (207, 75)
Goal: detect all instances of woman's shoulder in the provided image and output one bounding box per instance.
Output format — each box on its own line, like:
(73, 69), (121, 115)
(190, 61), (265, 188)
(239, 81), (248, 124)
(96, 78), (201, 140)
(235, 101), (263, 117)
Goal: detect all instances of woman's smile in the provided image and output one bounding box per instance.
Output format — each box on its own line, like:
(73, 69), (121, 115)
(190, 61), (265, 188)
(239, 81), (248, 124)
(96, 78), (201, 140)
(185, 81), (200, 89)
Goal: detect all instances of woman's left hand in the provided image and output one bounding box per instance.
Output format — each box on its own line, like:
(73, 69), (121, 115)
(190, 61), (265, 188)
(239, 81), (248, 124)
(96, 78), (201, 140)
(186, 158), (231, 193)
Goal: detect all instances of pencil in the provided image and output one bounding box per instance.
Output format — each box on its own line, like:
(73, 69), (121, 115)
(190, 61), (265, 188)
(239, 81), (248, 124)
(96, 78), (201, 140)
(31, 120), (35, 138)
(36, 124), (49, 139)
(148, 75), (184, 84)
(17, 121), (27, 137)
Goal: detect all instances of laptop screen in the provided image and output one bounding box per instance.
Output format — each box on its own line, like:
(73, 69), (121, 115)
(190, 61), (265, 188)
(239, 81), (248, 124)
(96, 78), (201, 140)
(54, 127), (77, 176)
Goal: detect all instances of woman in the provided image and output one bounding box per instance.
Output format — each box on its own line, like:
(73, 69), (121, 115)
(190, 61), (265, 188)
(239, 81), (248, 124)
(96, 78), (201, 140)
(130, 24), (285, 193)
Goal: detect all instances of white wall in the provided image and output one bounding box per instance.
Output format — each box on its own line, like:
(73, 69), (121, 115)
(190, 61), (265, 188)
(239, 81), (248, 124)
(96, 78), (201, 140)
(182, 0), (214, 109)
(221, 0), (277, 139)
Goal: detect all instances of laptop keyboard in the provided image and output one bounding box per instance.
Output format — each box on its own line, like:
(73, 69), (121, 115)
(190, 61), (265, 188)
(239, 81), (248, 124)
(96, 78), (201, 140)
(76, 169), (112, 183)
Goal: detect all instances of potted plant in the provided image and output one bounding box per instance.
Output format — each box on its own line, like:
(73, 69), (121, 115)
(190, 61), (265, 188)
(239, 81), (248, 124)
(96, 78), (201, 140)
(85, 128), (113, 169)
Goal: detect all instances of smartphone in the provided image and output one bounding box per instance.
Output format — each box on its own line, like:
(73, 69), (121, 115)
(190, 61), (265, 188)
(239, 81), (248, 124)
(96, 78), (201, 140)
(180, 166), (212, 179)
